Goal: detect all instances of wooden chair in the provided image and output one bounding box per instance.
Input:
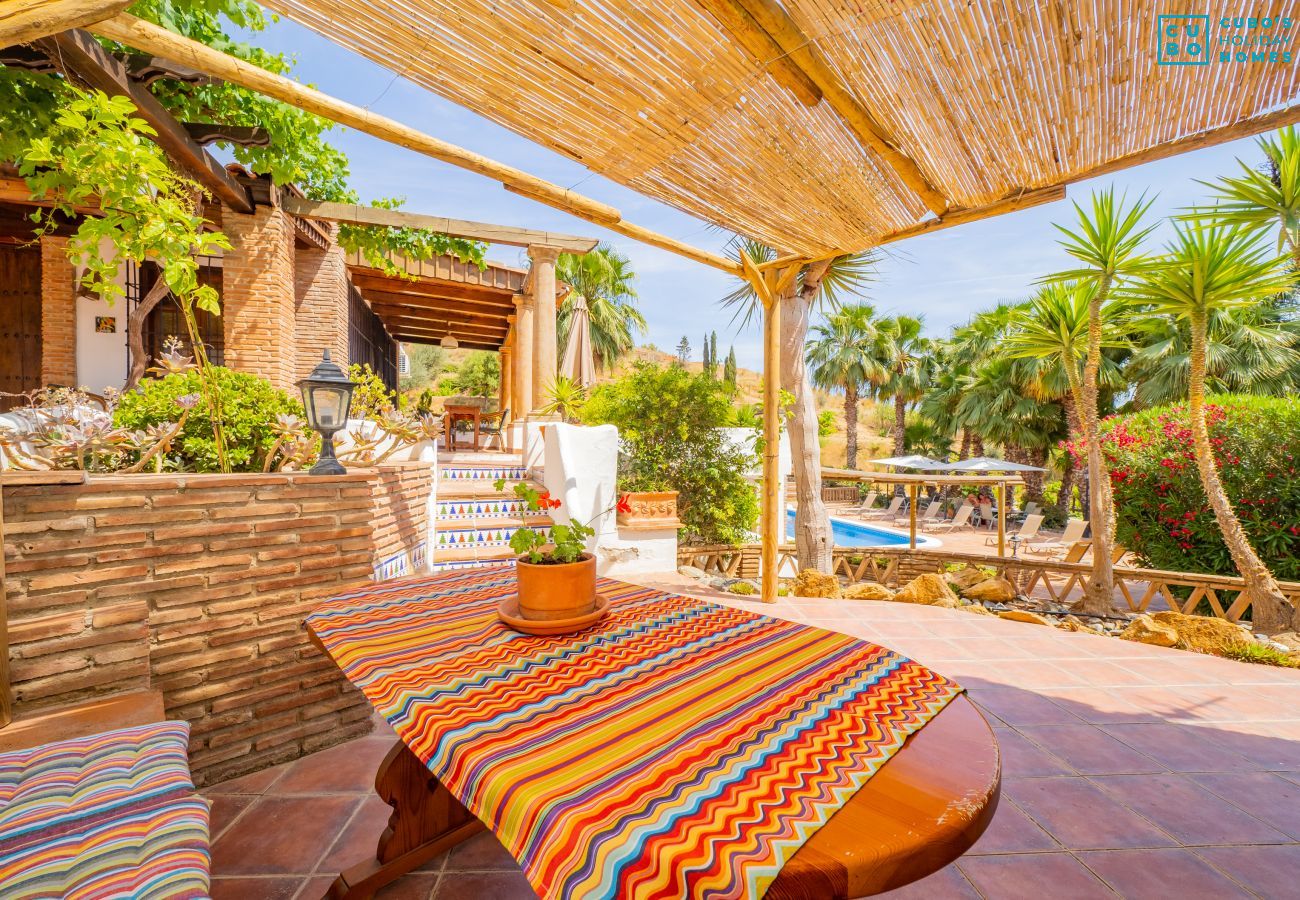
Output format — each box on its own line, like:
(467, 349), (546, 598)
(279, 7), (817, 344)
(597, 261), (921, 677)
(478, 407), (509, 451)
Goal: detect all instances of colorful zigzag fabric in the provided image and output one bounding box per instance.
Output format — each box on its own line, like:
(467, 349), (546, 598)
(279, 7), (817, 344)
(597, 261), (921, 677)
(308, 568), (962, 899)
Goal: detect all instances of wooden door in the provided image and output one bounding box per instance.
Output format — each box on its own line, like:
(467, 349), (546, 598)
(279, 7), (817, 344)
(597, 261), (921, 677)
(0, 245), (42, 411)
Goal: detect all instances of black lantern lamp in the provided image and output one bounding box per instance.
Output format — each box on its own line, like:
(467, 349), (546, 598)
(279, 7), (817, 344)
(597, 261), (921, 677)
(298, 350), (356, 475)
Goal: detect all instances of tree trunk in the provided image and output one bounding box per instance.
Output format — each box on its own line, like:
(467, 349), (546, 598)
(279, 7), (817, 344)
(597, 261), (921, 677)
(843, 380), (859, 469)
(971, 434), (985, 458)
(1188, 311), (1296, 633)
(125, 276), (173, 390)
(1056, 462), (1074, 519)
(1061, 389), (1086, 517)
(1077, 276), (1116, 616)
(959, 429), (972, 460)
(891, 394), (907, 497)
(1022, 446), (1047, 506)
(781, 262), (833, 574)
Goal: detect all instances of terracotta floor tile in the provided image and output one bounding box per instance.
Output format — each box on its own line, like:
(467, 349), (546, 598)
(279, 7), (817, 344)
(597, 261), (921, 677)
(1089, 774), (1289, 846)
(1037, 688), (1162, 725)
(209, 793), (256, 842)
(875, 862), (981, 899)
(957, 852), (1113, 899)
(444, 831), (522, 871)
(1057, 659), (1159, 687)
(373, 873), (440, 900)
(1018, 725), (1167, 776)
(967, 799), (1059, 854)
(271, 737), (395, 794)
(317, 794), (394, 875)
(1076, 848), (1254, 898)
(212, 795), (362, 876)
(981, 660), (1090, 689)
(1194, 845), (1300, 897)
(1185, 721), (1300, 770)
(1098, 723), (1258, 773)
(211, 877), (305, 900)
(294, 875), (337, 900)
(1190, 772), (1300, 840)
(969, 687), (1083, 727)
(992, 727), (1077, 777)
(207, 763), (290, 795)
(434, 870), (538, 899)
(1005, 777), (1176, 850)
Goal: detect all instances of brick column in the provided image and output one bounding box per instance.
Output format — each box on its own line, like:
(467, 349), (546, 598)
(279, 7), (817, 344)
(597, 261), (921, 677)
(221, 204), (297, 390)
(40, 237), (77, 386)
(528, 245), (560, 416)
(294, 223), (351, 378)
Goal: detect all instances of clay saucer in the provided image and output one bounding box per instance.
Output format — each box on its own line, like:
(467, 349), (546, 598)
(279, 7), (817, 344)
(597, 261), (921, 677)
(498, 592), (612, 636)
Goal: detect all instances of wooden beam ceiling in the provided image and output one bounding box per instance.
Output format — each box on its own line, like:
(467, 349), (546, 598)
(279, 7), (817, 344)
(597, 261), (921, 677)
(700, 0), (948, 216)
(361, 288), (513, 314)
(392, 334), (500, 351)
(1, 0), (129, 46)
(281, 196), (598, 253)
(91, 13), (743, 275)
(37, 28), (254, 213)
(348, 273), (518, 306)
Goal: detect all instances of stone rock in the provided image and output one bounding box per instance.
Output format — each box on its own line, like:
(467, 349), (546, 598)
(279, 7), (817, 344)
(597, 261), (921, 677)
(1059, 615), (1103, 635)
(678, 566), (708, 581)
(961, 603), (994, 616)
(1120, 614), (1179, 648)
(1151, 611), (1252, 656)
(998, 609), (1052, 626)
(947, 566), (990, 591)
(843, 581), (895, 601)
(792, 568), (841, 599)
(1270, 631), (1300, 653)
(962, 577), (1018, 603)
(892, 573), (961, 608)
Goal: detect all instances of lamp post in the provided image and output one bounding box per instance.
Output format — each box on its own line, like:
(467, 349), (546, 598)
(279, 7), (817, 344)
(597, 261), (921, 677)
(297, 350), (355, 476)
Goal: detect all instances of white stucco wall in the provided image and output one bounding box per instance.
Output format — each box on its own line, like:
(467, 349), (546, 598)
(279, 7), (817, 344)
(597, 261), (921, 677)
(75, 294), (128, 393)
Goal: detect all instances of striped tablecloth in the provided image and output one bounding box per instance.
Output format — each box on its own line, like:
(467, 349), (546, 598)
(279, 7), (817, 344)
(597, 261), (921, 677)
(307, 568), (962, 899)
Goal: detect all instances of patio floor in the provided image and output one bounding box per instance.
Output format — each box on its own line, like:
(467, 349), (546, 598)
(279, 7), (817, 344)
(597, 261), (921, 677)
(205, 582), (1300, 899)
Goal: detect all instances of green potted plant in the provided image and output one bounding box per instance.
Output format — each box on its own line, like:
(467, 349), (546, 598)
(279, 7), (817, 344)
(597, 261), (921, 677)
(495, 479), (630, 622)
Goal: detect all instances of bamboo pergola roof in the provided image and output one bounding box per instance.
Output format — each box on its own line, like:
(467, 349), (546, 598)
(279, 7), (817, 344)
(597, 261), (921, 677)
(256, 0), (1300, 256)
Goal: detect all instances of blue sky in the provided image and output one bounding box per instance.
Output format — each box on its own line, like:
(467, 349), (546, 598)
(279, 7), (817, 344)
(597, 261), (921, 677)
(250, 15), (1269, 370)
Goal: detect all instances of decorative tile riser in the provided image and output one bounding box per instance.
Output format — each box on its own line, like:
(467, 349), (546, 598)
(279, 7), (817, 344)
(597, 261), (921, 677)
(436, 526), (551, 549)
(436, 499), (529, 520)
(373, 541), (428, 581)
(439, 466), (528, 481)
(432, 558), (510, 572)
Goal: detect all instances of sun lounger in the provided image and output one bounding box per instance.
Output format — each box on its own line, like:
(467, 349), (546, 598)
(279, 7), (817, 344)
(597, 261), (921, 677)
(852, 490), (879, 515)
(862, 496), (904, 520)
(894, 500), (941, 527)
(986, 513), (1043, 546)
(927, 502), (974, 532)
(1025, 518), (1088, 555)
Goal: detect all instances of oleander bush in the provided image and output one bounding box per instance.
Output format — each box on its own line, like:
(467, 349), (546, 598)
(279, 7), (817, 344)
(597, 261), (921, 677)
(1086, 395), (1300, 581)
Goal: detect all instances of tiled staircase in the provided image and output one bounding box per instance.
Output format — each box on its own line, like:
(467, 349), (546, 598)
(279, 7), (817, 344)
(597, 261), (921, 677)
(432, 456), (554, 572)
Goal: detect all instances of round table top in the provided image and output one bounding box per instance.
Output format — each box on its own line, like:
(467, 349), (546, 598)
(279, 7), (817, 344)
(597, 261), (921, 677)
(769, 695), (1000, 898)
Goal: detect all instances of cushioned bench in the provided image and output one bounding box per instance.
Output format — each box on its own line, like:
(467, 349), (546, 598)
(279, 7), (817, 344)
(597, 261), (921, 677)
(0, 721), (210, 899)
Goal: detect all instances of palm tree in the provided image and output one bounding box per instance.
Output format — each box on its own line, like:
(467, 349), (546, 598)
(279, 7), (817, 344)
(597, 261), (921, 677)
(872, 315), (934, 459)
(722, 239), (878, 572)
(1195, 126), (1300, 269)
(1047, 189), (1157, 615)
(1124, 223), (1296, 633)
(807, 303), (883, 468)
(556, 244), (647, 371)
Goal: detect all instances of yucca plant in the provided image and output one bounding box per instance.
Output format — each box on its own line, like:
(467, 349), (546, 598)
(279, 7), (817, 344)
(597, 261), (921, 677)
(1122, 223), (1296, 633)
(1044, 189), (1157, 615)
(539, 375), (587, 423)
(1193, 126), (1300, 268)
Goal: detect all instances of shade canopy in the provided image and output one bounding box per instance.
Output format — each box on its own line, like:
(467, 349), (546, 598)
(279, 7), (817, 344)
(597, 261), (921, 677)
(867, 455), (946, 470)
(560, 293), (597, 388)
(947, 457), (1048, 473)
(260, 0), (1300, 256)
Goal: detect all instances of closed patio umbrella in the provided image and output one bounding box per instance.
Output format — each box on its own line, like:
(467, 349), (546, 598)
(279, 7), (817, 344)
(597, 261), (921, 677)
(560, 292), (596, 388)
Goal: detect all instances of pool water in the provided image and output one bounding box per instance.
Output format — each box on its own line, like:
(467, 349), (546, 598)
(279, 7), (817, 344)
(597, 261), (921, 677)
(785, 509), (937, 548)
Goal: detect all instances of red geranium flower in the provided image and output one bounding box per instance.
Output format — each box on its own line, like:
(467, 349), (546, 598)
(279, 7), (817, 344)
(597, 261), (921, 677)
(616, 494), (632, 514)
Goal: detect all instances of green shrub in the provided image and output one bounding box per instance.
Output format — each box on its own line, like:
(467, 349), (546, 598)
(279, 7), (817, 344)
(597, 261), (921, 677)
(348, 363), (395, 419)
(817, 409), (836, 437)
(727, 581), (756, 595)
(115, 368), (302, 472)
(1086, 395), (1300, 580)
(582, 362), (759, 544)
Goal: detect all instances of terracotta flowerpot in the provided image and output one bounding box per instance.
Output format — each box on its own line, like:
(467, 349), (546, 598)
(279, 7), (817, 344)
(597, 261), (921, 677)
(617, 490), (681, 529)
(515, 552), (597, 621)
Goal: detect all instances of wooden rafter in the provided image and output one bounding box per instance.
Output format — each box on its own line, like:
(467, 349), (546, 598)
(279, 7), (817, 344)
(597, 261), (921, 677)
(37, 29), (254, 213)
(877, 186), (1067, 247)
(0, 0), (129, 46)
(281, 196), (598, 253)
(709, 0), (948, 216)
(90, 14), (743, 276)
(692, 0), (820, 107)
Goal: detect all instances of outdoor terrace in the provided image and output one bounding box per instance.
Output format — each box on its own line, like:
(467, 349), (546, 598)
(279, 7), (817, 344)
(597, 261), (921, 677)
(204, 578), (1300, 900)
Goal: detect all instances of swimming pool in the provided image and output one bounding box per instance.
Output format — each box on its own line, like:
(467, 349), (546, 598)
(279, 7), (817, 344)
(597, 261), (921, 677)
(786, 509), (942, 548)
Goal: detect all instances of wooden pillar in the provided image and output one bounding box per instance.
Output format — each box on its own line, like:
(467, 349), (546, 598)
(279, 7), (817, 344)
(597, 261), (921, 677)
(528, 245), (560, 416)
(996, 481), (1006, 557)
(513, 296), (533, 424)
(908, 483), (918, 550)
(761, 290), (782, 604)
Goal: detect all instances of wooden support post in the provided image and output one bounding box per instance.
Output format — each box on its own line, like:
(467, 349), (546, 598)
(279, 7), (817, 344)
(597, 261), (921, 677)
(908, 483), (918, 551)
(761, 288), (782, 604)
(1, 0), (130, 46)
(996, 481), (1006, 558)
(0, 483), (9, 729)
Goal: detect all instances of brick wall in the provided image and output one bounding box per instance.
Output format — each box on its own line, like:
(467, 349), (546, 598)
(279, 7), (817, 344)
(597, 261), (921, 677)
(293, 223), (351, 379)
(369, 463), (434, 580)
(39, 236), (77, 386)
(3, 471), (385, 785)
(221, 204), (298, 391)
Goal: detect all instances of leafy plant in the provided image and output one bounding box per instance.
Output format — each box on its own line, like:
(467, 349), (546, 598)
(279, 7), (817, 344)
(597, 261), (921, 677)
(817, 410), (836, 437)
(1221, 643), (1300, 668)
(347, 363), (396, 419)
(540, 375), (587, 422)
(114, 368), (301, 472)
(493, 480), (629, 564)
(581, 363), (760, 544)
(441, 352), (500, 398)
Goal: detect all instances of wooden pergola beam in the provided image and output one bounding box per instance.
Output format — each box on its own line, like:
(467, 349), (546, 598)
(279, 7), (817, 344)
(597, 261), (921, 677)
(716, 0), (948, 216)
(0, 0), (128, 46)
(90, 13), (743, 276)
(370, 311), (508, 336)
(393, 335), (501, 351)
(876, 186), (1066, 247)
(349, 275), (515, 306)
(39, 28), (253, 213)
(282, 196), (598, 253)
(692, 0), (820, 107)
(362, 290), (514, 316)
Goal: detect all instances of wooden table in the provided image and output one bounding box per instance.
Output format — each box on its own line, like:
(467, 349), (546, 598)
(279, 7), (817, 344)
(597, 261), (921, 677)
(442, 403), (482, 451)
(308, 620), (999, 900)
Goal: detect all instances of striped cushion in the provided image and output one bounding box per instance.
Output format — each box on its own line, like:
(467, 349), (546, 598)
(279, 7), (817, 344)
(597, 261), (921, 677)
(0, 721), (210, 900)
